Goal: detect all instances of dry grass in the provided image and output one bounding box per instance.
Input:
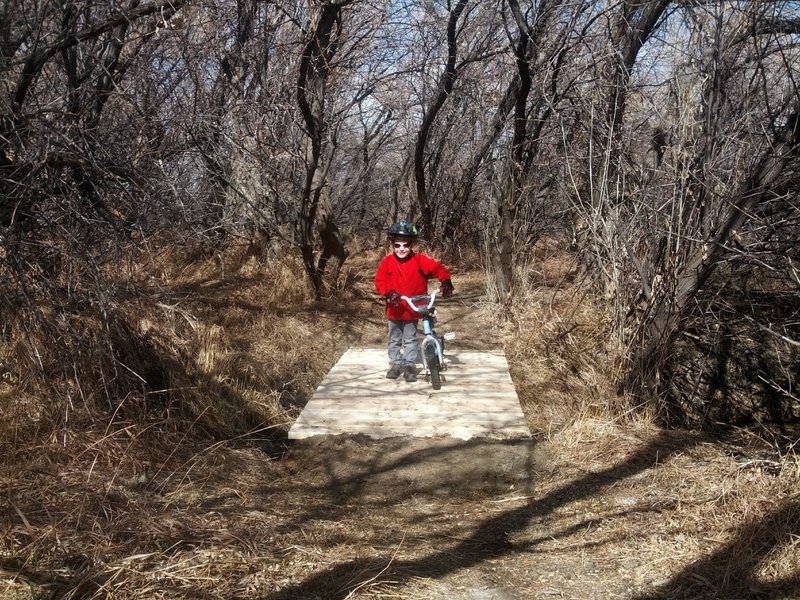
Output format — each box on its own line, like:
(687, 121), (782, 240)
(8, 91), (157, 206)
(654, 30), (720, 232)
(4, 417), (796, 598)
(1, 240), (799, 599)
(502, 260), (626, 432)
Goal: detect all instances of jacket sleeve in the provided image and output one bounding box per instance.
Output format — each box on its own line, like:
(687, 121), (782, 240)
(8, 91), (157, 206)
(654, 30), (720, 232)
(417, 254), (451, 283)
(374, 257), (392, 296)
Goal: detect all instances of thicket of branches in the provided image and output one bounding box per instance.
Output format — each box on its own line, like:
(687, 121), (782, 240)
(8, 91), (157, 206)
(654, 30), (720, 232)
(1, 0), (798, 438)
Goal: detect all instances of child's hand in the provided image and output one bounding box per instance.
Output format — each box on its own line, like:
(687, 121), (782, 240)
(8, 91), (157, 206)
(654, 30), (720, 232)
(440, 280), (454, 298)
(386, 290), (401, 307)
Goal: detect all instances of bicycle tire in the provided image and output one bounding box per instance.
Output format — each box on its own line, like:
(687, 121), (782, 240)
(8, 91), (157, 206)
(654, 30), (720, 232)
(424, 344), (441, 390)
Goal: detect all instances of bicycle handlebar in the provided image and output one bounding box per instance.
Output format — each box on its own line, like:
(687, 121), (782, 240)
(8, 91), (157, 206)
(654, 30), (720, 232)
(400, 289), (439, 313)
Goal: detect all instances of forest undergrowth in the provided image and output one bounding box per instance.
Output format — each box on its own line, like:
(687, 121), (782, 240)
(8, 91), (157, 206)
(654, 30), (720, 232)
(1, 240), (798, 599)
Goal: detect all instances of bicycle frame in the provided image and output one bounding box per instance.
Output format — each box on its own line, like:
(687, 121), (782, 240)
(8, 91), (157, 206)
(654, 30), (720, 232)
(400, 290), (447, 388)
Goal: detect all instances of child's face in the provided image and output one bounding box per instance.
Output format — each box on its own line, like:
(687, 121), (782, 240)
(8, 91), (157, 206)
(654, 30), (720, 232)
(391, 238), (413, 258)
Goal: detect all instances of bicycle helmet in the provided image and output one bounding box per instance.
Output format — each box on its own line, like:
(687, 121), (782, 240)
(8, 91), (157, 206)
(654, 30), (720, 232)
(387, 220), (419, 239)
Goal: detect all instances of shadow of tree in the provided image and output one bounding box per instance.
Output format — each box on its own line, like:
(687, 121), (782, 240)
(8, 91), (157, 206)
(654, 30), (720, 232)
(634, 499), (800, 600)
(261, 430), (705, 599)
(266, 437), (541, 530)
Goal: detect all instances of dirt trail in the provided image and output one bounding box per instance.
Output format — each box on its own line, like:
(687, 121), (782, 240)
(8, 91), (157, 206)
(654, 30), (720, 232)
(154, 417), (784, 600)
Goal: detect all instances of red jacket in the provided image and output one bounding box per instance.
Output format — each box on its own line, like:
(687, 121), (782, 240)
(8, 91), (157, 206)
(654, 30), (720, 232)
(375, 252), (451, 320)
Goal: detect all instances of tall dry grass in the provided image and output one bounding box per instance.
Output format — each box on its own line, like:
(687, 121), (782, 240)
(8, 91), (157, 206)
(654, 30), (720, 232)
(0, 240), (357, 454)
(495, 240), (800, 597)
(492, 238), (637, 433)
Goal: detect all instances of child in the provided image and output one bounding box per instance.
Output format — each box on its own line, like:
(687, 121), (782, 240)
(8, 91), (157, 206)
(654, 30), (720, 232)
(374, 220), (454, 382)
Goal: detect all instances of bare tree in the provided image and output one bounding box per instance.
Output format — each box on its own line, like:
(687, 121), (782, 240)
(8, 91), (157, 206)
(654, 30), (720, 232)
(487, 0), (588, 302)
(410, 0), (470, 240)
(627, 111), (800, 397)
(569, 1), (800, 427)
(0, 0), (189, 228)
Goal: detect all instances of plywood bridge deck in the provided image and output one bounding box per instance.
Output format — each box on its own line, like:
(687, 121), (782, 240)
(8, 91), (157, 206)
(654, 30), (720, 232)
(289, 348), (530, 440)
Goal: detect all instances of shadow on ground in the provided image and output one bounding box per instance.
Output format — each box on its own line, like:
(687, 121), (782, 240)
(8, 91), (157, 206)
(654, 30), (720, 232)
(258, 431), (800, 600)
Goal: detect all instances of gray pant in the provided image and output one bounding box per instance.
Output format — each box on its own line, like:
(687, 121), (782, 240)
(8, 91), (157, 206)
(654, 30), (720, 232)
(388, 319), (418, 367)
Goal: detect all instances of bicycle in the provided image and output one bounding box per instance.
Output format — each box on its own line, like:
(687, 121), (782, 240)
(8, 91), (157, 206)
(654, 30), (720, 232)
(400, 289), (454, 390)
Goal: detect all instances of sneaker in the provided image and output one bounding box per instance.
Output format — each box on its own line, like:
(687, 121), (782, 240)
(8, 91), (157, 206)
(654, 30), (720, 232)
(403, 365), (417, 382)
(386, 364), (402, 379)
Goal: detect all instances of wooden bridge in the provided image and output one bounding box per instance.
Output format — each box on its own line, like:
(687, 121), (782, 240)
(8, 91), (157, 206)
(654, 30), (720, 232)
(289, 348), (530, 440)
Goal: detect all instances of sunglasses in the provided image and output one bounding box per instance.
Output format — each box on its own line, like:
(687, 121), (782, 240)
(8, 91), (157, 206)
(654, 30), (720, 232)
(393, 242), (412, 249)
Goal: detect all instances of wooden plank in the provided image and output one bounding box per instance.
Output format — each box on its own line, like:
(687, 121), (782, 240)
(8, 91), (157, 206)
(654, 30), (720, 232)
(288, 348), (530, 440)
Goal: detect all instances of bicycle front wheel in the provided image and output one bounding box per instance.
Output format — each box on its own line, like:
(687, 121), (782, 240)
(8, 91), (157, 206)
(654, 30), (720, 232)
(424, 344), (441, 390)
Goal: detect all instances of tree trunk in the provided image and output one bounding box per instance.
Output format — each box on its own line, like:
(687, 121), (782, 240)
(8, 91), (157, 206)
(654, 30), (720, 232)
(316, 193), (349, 290)
(296, 1), (352, 298)
(413, 0), (468, 242)
(602, 0), (670, 201)
(492, 0), (533, 303)
(443, 75), (520, 243)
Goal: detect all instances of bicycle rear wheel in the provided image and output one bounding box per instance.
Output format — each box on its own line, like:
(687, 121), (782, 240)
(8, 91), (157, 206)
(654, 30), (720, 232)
(424, 344), (441, 390)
